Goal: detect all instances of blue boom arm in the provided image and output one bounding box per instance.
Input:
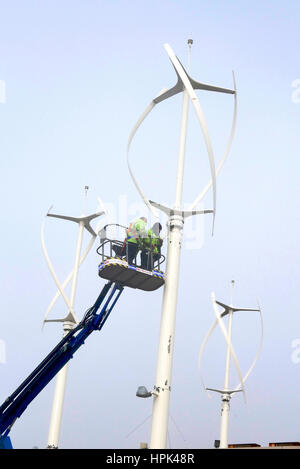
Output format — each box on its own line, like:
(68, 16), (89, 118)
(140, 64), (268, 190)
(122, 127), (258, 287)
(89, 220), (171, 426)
(0, 281), (124, 443)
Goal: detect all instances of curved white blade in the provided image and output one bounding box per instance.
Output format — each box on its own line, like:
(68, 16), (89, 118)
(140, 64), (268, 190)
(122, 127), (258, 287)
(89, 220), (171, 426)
(164, 43), (217, 233)
(190, 71), (237, 210)
(41, 219), (75, 317)
(211, 292), (246, 402)
(127, 99), (161, 218)
(198, 318), (219, 398)
(234, 301), (263, 391)
(42, 234), (95, 326)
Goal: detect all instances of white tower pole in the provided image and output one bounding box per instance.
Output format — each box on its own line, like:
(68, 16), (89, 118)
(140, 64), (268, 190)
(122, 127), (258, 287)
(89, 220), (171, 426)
(219, 280), (234, 449)
(149, 40), (192, 449)
(47, 219), (84, 449)
(219, 310), (233, 448)
(47, 351), (69, 448)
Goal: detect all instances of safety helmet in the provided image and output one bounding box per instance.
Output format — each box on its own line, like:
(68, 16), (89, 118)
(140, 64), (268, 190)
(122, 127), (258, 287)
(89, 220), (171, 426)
(152, 222), (162, 232)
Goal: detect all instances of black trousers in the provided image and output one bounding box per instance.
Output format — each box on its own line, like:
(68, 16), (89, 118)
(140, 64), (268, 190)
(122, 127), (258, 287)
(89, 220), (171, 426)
(141, 251), (160, 270)
(126, 242), (139, 265)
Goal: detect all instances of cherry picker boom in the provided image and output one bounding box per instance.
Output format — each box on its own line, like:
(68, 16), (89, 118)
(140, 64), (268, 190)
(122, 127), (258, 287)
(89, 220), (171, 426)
(0, 231), (166, 449)
(0, 281), (124, 448)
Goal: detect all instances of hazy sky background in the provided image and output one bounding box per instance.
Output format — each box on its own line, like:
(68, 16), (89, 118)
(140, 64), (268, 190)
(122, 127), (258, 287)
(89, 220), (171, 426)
(0, 0), (300, 449)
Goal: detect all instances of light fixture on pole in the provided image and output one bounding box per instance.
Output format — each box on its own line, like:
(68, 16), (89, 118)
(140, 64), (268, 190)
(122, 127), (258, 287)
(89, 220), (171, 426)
(198, 283), (263, 449)
(41, 188), (105, 449)
(127, 41), (237, 448)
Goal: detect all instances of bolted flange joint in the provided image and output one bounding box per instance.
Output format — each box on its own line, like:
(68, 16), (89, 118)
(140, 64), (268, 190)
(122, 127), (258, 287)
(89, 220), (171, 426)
(168, 214), (184, 231)
(63, 320), (75, 333)
(221, 393), (231, 403)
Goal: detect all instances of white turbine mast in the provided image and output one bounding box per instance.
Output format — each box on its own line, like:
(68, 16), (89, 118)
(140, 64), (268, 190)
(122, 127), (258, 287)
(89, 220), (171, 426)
(41, 188), (105, 449)
(128, 40), (237, 449)
(198, 282), (263, 449)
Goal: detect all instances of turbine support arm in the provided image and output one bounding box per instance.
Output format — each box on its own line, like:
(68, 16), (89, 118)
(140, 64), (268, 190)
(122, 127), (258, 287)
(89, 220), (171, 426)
(149, 200), (213, 219)
(47, 211), (104, 237)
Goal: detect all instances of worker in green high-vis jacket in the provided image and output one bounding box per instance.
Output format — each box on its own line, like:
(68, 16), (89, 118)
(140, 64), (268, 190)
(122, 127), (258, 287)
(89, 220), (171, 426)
(124, 217), (147, 265)
(141, 222), (163, 270)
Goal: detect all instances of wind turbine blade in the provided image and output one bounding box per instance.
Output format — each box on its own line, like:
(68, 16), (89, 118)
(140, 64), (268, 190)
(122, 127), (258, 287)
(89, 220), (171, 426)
(211, 292), (246, 403)
(164, 43), (217, 234)
(42, 234), (96, 325)
(41, 219), (74, 315)
(198, 318), (219, 398)
(127, 100), (159, 218)
(189, 70), (237, 210)
(234, 301), (263, 391)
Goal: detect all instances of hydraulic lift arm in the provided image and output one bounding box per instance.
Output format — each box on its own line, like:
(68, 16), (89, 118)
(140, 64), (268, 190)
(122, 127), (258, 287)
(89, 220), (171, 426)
(0, 281), (124, 445)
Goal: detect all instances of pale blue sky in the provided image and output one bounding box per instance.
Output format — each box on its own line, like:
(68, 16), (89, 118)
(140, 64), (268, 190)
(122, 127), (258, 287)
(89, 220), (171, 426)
(0, 0), (300, 449)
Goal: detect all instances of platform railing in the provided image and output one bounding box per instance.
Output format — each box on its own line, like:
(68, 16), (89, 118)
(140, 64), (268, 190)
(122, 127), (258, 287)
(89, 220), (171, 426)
(96, 224), (165, 271)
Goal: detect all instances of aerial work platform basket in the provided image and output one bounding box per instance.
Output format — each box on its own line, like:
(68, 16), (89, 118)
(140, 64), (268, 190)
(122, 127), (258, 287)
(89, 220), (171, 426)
(97, 225), (165, 291)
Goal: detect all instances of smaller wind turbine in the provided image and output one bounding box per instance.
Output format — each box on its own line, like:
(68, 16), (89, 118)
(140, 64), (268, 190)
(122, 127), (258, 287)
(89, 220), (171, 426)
(41, 187), (105, 449)
(198, 281), (263, 449)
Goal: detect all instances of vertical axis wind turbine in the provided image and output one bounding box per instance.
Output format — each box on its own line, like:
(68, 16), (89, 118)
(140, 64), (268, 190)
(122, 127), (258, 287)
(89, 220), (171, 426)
(198, 282), (263, 449)
(41, 187), (104, 449)
(127, 41), (237, 448)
